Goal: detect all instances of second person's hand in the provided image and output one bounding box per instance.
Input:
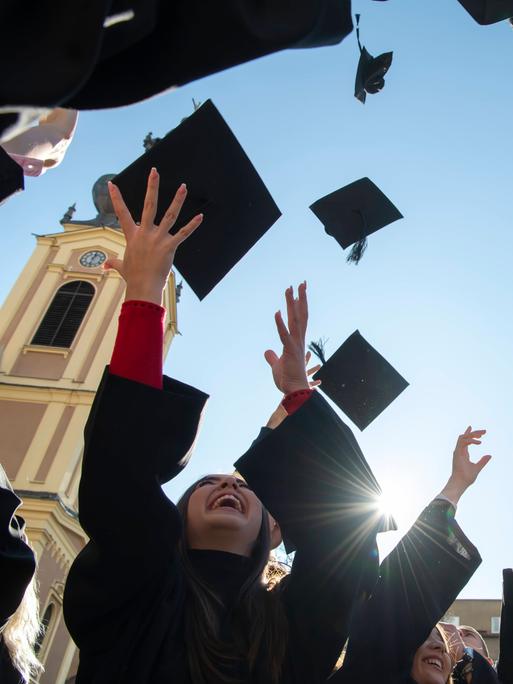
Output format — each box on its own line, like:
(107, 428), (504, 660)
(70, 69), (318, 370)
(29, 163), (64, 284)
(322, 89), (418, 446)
(264, 282), (321, 395)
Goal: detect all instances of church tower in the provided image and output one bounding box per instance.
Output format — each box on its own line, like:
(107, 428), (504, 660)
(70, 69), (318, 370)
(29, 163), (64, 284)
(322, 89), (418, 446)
(0, 175), (178, 683)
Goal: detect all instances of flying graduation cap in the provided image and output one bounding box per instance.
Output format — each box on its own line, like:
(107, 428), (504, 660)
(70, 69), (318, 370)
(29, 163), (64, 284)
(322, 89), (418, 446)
(309, 332), (409, 431)
(0, 146), (24, 204)
(354, 14), (393, 104)
(113, 99), (281, 300)
(456, 0), (513, 24)
(309, 177), (403, 264)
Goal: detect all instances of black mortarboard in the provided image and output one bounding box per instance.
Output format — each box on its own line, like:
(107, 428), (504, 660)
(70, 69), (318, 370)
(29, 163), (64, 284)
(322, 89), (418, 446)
(0, 146), (24, 204)
(456, 0), (513, 24)
(309, 177), (403, 264)
(354, 14), (393, 104)
(113, 100), (281, 299)
(310, 331), (409, 430)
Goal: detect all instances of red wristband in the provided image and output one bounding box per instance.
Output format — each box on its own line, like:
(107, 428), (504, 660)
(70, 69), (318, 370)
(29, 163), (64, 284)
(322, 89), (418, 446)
(281, 389), (314, 415)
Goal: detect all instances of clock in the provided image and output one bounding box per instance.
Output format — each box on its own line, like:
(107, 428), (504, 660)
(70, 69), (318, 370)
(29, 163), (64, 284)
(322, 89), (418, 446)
(80, 250), (106, 268)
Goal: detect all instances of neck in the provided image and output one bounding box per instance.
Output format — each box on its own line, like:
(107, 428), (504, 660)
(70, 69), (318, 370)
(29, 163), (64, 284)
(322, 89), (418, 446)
(187, 532), (253, 557)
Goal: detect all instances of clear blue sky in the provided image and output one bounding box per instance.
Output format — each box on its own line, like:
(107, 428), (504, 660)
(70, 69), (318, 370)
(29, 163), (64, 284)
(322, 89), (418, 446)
(1, 0), (512, 599)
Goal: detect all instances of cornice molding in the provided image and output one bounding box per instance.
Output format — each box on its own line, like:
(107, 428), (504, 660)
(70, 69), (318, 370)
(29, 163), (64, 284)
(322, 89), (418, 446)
(0, 382), (95, 404)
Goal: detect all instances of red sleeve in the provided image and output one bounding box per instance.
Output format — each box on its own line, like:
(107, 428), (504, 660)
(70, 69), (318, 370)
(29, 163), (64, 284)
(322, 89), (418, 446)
(281, 389), (314, 415)
(109, 300), (165, 390)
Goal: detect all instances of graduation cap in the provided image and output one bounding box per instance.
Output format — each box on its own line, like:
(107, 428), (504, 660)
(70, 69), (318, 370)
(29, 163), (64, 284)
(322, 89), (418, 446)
(0, 145), (24, 204)
(456, 0), (513, 24)
(113, 99), (281, 299)
(354, 14), (393, 104)
(309, 331), (409, 430)
(309, 177), (403, 264)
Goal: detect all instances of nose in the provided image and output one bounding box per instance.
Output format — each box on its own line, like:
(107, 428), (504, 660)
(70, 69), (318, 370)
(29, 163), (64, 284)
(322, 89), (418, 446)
(428, 642), (447, 655)
(219, 476), (239, 490)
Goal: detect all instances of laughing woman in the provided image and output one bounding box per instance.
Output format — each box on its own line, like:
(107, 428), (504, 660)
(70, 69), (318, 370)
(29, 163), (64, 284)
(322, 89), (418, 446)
(63, 169), (391, 684)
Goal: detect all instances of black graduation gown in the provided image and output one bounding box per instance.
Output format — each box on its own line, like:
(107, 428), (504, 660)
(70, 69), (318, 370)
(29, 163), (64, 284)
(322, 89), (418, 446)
(64, 370), (390, 684)
(453, 652), (499, 684)
(0, 484), (37, 684)
(330, 499), (482, 684)
(498, 569), (513, 684)
(0, 1), (352, 114)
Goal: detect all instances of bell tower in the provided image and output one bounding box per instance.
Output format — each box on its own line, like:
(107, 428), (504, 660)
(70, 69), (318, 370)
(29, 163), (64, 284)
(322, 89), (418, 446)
(0, 175), (178, 683)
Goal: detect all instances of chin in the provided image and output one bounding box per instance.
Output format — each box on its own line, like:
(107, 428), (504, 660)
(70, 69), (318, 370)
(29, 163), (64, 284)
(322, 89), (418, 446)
(414, 666), (448, 684)
(205, 509), (249, 528)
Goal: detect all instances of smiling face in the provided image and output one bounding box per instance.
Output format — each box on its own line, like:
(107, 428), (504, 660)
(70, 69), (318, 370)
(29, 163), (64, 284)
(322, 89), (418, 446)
(185, 475), (264, 557)
(411, 628), (453, 684)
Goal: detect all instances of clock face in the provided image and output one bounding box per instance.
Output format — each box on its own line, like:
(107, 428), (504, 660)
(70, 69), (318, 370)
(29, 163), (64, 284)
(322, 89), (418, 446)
(80, 250), (106, 268)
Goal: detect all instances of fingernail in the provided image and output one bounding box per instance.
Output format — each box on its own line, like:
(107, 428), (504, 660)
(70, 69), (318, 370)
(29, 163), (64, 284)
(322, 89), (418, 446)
(179, 183), (187, 193)
(151, 166), (158, 176)
(196, 213), (203, 220)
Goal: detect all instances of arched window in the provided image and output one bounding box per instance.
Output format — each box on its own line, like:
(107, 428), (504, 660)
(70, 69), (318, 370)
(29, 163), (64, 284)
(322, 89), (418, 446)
(34, 603), (54, 655)
(31, 281), (94, 348)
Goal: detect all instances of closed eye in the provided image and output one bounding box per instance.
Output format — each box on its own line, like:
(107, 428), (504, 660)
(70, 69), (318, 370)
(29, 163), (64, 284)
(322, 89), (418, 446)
(195, 477), (218, 489)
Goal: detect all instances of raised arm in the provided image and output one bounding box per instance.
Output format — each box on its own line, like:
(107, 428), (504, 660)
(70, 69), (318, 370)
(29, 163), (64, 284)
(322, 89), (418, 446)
(335, 428), (491, 682)
(235, 284), (390, 680)
(64, 171), (208, 647)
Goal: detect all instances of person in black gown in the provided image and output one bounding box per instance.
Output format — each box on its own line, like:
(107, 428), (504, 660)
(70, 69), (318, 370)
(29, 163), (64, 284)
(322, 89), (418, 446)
(331, 427), (491, 684)
(0, 465), (41, 684)
(63, 169), (393, 684)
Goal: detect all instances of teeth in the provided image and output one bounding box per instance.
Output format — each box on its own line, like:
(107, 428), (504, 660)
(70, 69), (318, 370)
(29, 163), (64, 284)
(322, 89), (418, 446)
(425, 659), (442, 670)
(211, 494), (242, 512)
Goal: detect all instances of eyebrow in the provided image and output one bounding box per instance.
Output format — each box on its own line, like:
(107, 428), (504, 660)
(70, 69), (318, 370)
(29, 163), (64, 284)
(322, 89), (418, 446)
(197, 475), (247, 487)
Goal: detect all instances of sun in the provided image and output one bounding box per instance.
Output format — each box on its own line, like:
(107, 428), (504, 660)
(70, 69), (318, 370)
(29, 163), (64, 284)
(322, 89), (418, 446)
(376, 491), (395, 517)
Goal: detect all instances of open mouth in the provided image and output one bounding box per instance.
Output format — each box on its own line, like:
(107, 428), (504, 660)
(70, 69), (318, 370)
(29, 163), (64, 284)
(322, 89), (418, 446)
(209, 493), (244, 513)
(423, 658), (443, 672)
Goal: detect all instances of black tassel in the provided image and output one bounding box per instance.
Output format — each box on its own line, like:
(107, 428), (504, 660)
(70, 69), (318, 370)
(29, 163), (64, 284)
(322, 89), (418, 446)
(308, 339), (328, 364)
(347, 209), (369, 264)
(346, 237), (368, 264)
(355, 13), (363, 52)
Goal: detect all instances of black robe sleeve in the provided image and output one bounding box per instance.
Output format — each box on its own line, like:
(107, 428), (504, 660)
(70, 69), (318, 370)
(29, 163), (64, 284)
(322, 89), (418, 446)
(63, 368), (208, 648)
(0, 485), (36, 628)
(498, 569), (513, 684)
(332, 499), (482, 683)
(235, 392), (391, 681)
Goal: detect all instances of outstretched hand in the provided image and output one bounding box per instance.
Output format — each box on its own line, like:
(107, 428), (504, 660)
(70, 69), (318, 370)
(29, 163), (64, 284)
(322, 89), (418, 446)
(264, 283), (321, 395)
(440, 426), (491, 505)
(104, 168), (203, 304)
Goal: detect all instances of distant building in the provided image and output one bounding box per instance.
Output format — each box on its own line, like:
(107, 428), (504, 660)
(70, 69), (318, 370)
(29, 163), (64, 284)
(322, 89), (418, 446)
(445, 598), (502, 661)
(0, 176), (178, 683)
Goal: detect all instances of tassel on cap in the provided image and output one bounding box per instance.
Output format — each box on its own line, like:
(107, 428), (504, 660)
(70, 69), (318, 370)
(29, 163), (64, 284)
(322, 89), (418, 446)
(346, 209), (368, 264)
(308, 338), (328, 365)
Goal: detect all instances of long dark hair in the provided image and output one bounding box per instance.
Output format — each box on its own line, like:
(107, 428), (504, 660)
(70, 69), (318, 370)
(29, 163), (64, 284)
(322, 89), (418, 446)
(176, 478), (289, 684)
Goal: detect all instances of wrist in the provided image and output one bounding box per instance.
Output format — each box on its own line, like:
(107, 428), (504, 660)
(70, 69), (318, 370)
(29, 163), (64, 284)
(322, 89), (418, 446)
(281, 380), (311, 394)
(439, 477), (468, 506)
(125, 283), (164, 306)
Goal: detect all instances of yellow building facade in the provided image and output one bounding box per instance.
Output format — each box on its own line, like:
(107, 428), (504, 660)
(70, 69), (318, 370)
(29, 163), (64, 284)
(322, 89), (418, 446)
(0, 179), (177, 682)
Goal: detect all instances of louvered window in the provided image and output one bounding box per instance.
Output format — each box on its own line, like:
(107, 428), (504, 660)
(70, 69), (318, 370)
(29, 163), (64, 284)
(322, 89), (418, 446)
(31, 281), (94, 348)
(35, 603), (54, 655)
